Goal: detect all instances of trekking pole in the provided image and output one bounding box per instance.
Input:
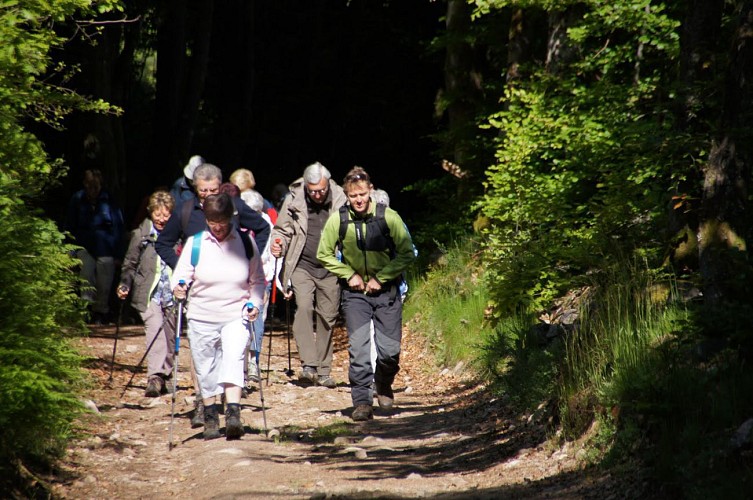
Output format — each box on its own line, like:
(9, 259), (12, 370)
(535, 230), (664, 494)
(285, 288), (294, 376)
(107, 296), (126, 386)
(169, 280), (186, 451)
(120, 325), (163, 399)
(265, 239), (281, 386)
(246, 302), (268, 435)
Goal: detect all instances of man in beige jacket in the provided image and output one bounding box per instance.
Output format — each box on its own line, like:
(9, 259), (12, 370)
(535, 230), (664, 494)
(270, 162), (347, 388)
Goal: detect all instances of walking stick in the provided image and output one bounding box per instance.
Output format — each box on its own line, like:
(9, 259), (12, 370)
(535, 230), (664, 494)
(265, 241), (281, 386)
(107, 298), (126, 385)
(169, 280), (186, 451)
(285, 288), (294, 376)
(247, 302), (268, 435)
(120, 325), (163, 399)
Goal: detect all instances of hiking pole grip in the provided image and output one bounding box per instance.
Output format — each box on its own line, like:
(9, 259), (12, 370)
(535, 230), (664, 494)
(175, 280), (186, 354)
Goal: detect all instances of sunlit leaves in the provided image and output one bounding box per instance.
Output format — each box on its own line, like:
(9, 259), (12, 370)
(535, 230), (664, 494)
(0, 0), (119, 474)
(473, 0), (683, 313)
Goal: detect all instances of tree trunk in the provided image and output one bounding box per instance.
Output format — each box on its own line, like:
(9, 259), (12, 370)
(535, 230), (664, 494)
(698, 1), (753, 308)
(444, 0), (480, 199)
(667, 0), (724, 271)
(545, 6), (583, 75)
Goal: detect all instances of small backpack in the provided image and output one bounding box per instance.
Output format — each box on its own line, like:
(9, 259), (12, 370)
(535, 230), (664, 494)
(337, 202), (395, 256)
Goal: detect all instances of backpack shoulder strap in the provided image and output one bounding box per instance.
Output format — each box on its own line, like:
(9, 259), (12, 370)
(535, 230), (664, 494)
(374, 202), (395, 255)
(181, 200), (194, 237)
(191, 231), (203, 266)
(375, 203), (389, 236)
(338, 204), (349, 243)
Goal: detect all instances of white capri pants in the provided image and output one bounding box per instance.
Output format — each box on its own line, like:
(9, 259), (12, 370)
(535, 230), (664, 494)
(187, 317), (250, 399)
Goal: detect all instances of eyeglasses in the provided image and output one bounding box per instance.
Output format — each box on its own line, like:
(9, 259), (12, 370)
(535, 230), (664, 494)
(307, 187), (328, 196)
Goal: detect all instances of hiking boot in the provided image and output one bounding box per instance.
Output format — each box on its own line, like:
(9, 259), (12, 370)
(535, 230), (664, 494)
(191, 398), (205, 429)
(299, 366), (318, 384)
(203, 404), (221, 440)
(145, 376), (163, 397)
(225, 403), (244, 440)
(161, 374), (174, 395)
(317, 375), (337, 388)
(375, 381), (394, 410)
(352, 404), (374, 422)
(247, 357), (260, 384)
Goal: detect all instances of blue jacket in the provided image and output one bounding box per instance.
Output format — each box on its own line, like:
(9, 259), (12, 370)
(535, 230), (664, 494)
(65, 189), (124, 258)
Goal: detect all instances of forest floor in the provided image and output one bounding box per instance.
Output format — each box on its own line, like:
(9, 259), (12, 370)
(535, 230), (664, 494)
(47, 317), (652, 499)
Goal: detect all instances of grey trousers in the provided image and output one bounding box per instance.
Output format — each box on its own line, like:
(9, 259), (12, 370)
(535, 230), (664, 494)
(290, 267), (340, 376)
(140, 301), (176, 378)
(342, 287), (402, 406)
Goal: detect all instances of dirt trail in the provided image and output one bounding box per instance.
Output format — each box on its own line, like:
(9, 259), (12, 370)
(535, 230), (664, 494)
(48, 319), (641, 499)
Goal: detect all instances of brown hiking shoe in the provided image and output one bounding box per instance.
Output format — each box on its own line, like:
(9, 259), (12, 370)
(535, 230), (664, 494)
(352, 404), (374, 422)
(317, 375), (337, 388)
(191, 398), (205, 428)
(299, 366), (318, 384)
(203, 404), (221, 440)
(375, 382), (394, 410)
(225, 403), (244, 440)
(145, 376), (162, 397)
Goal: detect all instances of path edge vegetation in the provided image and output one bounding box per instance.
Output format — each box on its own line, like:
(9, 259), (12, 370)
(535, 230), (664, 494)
(0, 1), (121, 496)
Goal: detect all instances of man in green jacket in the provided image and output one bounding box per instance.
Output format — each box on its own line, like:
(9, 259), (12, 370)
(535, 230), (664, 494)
(317, 167), (415, 421)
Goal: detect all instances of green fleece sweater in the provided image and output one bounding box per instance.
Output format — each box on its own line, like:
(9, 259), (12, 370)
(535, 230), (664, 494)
(317, 202), (415, 284)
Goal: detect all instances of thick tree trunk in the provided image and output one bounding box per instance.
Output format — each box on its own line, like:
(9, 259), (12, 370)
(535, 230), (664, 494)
(443, 0), (481, 199)
(698, 2), (753, 308)
(545, 6), (583, 75)
(667, 0), (724, 271)
(507, 8), (533, 83)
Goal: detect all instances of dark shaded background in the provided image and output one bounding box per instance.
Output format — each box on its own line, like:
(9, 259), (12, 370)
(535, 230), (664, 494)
(41, 2), (446, 228)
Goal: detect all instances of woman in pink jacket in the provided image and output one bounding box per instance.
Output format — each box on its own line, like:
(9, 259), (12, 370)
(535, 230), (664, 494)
(171, 193), (266, 440)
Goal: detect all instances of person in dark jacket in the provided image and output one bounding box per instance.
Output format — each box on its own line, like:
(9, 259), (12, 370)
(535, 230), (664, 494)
(169, 155), (204, 207)
(155, 163), (271, 270)
(117, 190), (177, 397)
(65, 169), (124, 325)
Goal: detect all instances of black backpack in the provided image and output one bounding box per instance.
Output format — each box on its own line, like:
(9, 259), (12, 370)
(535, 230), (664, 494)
(337, 202), (395, 256)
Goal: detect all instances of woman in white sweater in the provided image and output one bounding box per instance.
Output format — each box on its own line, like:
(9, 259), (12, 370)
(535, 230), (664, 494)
(171, 193), (266, 440)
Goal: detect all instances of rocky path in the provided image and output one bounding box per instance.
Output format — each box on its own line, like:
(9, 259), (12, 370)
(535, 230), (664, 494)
(48, 319), (641, 499)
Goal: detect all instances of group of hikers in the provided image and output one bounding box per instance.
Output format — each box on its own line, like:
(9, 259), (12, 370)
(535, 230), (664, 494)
(64, 158), (416, 440)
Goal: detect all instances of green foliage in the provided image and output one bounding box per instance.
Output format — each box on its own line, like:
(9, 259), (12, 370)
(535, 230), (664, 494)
(404, 237), (494, 370)
(0, 0), (120, 489)
(0, 192), (88, 473)
(557, 260), (684, 437)
(480, 313), (561, 412)
(474, 1), (690, 313)
(403, 176), (475, 254)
